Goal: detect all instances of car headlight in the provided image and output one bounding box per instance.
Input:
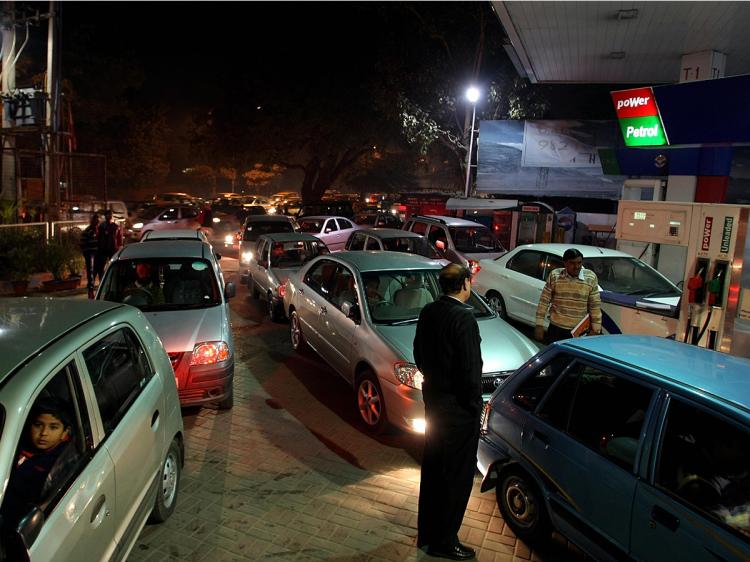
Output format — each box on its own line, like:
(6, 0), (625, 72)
(133, 222), (144, 229)
(241, 251), (253, 264)
(213, 217), (221, 223)
(394, 362), (423, 390)
(267, 207), (277, 214)
(224, 234), (234, 244)
(190, 341), (230, 365)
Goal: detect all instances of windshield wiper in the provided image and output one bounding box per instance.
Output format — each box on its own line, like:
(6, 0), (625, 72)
(386, 318), (419, 326)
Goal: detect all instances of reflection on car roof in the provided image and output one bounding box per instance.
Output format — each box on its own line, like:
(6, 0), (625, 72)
(329, 251), (444, 272)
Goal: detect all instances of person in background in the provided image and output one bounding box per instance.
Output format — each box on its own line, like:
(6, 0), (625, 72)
(199, 203), (213, 228)
(94, 209), (123, 283)
(535, 248), (601, 344)
(413, 264), (482, 560)
(79, 213), (100, 299)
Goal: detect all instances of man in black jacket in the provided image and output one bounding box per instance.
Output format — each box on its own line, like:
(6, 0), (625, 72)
(414, 264), (483, 560)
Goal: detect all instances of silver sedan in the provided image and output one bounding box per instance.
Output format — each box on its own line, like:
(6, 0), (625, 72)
(283, 251), (539, 434)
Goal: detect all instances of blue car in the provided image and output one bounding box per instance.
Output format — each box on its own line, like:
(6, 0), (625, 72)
(478, 335), (750, 561)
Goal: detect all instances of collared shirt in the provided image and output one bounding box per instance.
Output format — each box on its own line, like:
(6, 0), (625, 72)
(535, 267), (602, 332)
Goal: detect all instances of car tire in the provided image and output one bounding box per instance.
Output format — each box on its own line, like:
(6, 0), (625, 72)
(268, 293), (282, 322)
(290, 310), (307, 354)
(149, 439), (181, 523)
(355, 370), (389, 435)
(496, 467), (551, 543)
(217, 384), (234, 410)
(486, 291), (507, 320)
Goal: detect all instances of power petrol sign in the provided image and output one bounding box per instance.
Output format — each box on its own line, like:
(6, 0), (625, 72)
(611, 87), (668, 147)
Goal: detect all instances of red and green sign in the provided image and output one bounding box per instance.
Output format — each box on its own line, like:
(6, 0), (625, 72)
(611, 87), (668, 147)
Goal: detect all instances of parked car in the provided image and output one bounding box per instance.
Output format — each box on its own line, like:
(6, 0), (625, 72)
(243, 233), (329, 321)
(345, 227), (445, 261)
(0, 298), (183, 561)
(402, 215), (506, 274)
(282, 251), (538, 434)
(478, 335), (750, 561)
(132, 205), (201, 240)
(140, 228), (209, 243)
(472, 243), (682, 337)
(238, 214), (299, 262)
(354, 210), (403, 229)
(96, 239), (236, 409)
(297, 200), (355, 220)
(297, 216), (360, 252)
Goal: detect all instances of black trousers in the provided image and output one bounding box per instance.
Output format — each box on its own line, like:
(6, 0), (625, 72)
(546, 323), (573, 344)
(83, 251), (97, 289)
(417, 412), (480, 549)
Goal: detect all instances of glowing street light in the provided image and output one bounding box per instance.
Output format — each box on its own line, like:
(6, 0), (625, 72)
(464, 86), (480, 197)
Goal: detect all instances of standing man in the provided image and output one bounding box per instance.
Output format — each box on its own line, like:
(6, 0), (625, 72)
(535, 248), (602, 344)
(95, 209), (123, 285)
(413, 264), (482, 560)
(79, 213), (99, 299)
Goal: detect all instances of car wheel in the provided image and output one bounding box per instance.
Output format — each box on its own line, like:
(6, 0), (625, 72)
(149, 439), (181, 523)
(486, 291), (507, 319)
(268, 292), (282, 322)
(290, 310), (307, 353)
(497, 468), (550, 543)
(355, 370), (389, 435)
(217, 384), (234, 410)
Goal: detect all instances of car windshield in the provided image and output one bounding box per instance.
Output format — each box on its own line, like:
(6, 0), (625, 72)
(270, 240), (329, 268)
(243, 220), (294, 241)
(448, 226), (505, 253)
(360, 269), (493, 325)
(99, 258), (221, 311)
(298, 219), (324, 233)
(381, 237), (441, 259)
(584, 257), (682, 298)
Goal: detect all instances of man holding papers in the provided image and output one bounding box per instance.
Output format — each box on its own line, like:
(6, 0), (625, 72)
(534, 248), (602, 344)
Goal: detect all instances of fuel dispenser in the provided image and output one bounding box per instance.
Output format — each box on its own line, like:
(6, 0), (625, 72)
(616, 201), (750, 359)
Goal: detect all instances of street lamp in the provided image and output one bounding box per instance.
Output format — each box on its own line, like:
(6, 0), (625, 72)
(464, 86), (480, 198)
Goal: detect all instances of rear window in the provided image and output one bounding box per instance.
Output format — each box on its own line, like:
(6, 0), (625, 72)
(243, 220), (294, 241)
(270, 240), (329, 268)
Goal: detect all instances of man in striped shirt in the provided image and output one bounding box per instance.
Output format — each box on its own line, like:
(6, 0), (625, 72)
(534, 248), (602, 344)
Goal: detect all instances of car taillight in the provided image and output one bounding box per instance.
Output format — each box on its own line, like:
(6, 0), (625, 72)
(469, 260), (481, 275)
(277, 284), (286, 298)
(190, 341), (230, 365)
(480, 402), (491, 434)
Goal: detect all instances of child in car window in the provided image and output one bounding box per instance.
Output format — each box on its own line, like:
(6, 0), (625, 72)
(1, 398), (74, 532)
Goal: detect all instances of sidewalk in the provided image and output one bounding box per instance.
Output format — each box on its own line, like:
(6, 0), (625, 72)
(0, 271), (90, 298)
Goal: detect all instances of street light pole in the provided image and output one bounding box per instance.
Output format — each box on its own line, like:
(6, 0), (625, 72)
(463, 86), (479, 198)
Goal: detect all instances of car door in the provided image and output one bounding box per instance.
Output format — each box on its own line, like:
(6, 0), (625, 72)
(315, 264), (358, 379)
(251, 239), (269, 294)
(322, 218), (342, 250)
(504, 250), (546, 324)
(80, 326), (165, 557)
(520, 359), (656, 560)
(297, 259), (338, 352)
(15, 360), (117, 562)
(629, 396), (750, 561)
(335, 218), (356, 249)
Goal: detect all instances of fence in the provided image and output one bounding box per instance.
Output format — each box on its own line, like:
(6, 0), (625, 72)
(0, 220), (87, 242)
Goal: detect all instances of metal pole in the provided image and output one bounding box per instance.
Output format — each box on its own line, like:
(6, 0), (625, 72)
(1, 2), (16, 202)
(463, 102), (476, 198)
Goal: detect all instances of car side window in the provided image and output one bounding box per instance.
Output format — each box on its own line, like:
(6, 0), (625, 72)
(330, 265), (358, 310)
(427, 226), (448, 246)
(0, 362), (93, 539)
(324, 219), (338, 233)
(656, 399), (750, 540)
(508, 250), (544, 279)
(539, 362), (653, 471)
(181, 206), (198, 219)
(159, 208), (177, 221)
(256, 240), (268, 267)
(337, 218), (353, 230)
(365, 237), (381, 251)
(512, 354), (572, 411)
(83, 328), (153, 435)
(411, 221), (427, 235)
(304, 259), (337, 300)
(349, 232), (366, 250)
(541, 254), (564, 281)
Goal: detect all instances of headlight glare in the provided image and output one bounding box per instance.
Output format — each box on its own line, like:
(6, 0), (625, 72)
(190, 341), (230, 365)
(133, 222), (144, 229)
(241, 251), (253, 264)
(394, 362), (423, 390)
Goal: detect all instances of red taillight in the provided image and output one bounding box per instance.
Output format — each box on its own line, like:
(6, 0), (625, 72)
(469, 260), (481, 275)
(277, 284), (287, 298)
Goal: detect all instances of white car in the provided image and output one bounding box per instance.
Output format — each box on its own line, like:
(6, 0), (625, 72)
(297, 216), (360, 252)
(473, 243), (682, 338)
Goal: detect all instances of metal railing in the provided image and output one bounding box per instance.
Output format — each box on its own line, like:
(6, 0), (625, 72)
(0, 220), (87, 241)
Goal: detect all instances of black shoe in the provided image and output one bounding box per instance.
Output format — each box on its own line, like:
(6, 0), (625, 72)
(426, 542), (475, 560)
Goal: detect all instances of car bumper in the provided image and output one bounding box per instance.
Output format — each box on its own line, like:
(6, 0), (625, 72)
(177, 360), (234, 407)
(379, 377), (425, 434)
(477, 434), (510, 492)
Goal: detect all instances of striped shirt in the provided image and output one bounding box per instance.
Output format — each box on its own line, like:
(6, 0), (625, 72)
(535, 267), (602, 333)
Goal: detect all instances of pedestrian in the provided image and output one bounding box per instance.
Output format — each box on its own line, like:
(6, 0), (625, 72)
(534, 248), (602, 344)
(80, 213), (100, 299)
(413, 263), (482, 560)
(94, 209), (123, 284)
(199, 202), (213, 228)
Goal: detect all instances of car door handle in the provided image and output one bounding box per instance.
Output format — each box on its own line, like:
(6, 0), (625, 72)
(533, 430), (549, 445)
(151, 410), (159, 427)
(651, 505), (680, 532)
(320, 306), (327, 315)
(298, 287), (304, 294)
(90, 494), (110, 525)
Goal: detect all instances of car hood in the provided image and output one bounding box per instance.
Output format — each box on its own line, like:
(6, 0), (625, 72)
(373, 315), (538, 374)
(143, 305), (226, 353)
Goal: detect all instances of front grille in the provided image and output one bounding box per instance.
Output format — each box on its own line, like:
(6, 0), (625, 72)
(481, 371), (514, 395)
(168, 352), (184, 371)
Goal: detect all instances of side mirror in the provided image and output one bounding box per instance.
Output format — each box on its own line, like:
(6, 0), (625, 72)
(324, 228), (332, 234)
(224, 282), (236, 300)
(215, 253), (222, 260)
(340, 301), (360, 323)
(435, 240), (446, 250)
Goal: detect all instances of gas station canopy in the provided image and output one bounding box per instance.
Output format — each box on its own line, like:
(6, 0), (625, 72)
(491, 1), (750, 83)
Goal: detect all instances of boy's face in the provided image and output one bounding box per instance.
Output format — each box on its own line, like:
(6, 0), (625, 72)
(30, 413), (70, 451)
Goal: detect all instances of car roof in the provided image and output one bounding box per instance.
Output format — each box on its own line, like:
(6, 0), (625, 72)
(329, 250), (444, 272)
(414, 215), (486, 227)
(298, 215), (350, 221)
(117, 239), (212, 259)
(244, 215), (295, 224)
(141, 229), (204, 240)
(356, 228), (422, 239)
(561, 336), (750, 413)
(259, 232), (322, 243)
(0, 298), (123, 379)
(509, 243), (630, 258)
